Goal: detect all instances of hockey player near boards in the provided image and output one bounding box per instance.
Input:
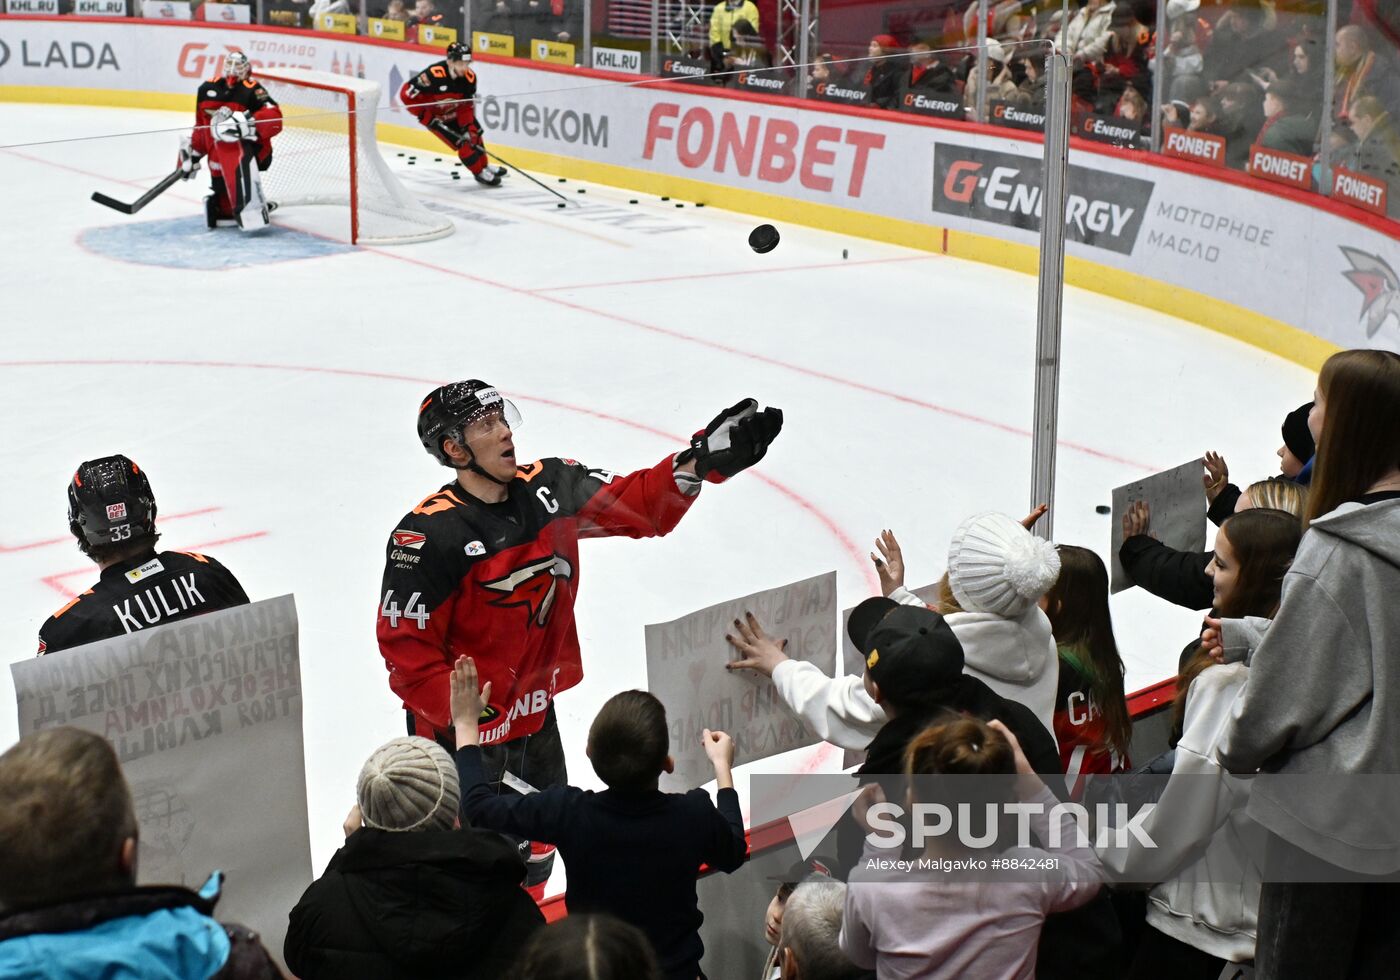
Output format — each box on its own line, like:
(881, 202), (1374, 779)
(179, 51), (284, 230)
(37, 456), (250, 656)
(399, 43), (505, 187)
(377, 381), (782, 895)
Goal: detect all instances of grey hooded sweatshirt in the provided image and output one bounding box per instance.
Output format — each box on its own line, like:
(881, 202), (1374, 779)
(1215, 497), (1400, 874)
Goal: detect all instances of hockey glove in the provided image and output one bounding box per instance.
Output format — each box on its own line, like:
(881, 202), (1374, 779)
(177, 135), (202, 179)
(429, 117), (468, 147)
(235, 111), (259, 143)
(678, 398), (784, 483)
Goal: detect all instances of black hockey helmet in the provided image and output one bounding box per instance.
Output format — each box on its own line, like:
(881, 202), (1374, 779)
(417, 380), (523, 467)
(68, 455), (157, 549)
(446, 41), (472, 63)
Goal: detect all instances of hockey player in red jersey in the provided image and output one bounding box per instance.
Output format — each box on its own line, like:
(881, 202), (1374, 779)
(399, 42), (505, 187)
(179, 51), (284, 230)
(378, 380), (782, 894)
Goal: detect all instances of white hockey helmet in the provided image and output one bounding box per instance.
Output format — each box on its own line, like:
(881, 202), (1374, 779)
(223, 51), (251, 82)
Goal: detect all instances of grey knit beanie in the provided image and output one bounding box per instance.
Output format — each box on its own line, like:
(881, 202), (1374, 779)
(356, 736), (460, 832)
(946, 512), (1061, 618)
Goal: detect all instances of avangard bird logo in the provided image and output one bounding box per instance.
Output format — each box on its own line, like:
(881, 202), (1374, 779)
(1340, 247), (1400, 339)
(482, 555), (574, 627)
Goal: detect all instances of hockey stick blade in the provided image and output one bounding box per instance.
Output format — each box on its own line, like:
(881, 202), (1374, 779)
(485, 149), (570, 205)
(91, 168), (185, 215)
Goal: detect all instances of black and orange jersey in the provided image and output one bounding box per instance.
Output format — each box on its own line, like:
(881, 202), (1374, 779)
(191, 75), (284, 158)
(378, 455), (697, 744)
(399, 59), (478, 127)
(38, 550), (250, 656)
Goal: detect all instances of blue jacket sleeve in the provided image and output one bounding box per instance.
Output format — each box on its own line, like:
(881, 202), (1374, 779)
(456, 744), (578, 844)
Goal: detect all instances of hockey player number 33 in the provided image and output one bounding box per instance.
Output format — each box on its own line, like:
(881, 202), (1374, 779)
(381, 589), (429, 629)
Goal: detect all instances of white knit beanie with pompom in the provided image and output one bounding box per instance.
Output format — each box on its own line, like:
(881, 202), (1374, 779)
(357, 736), (460, 832)
(946, 512), (1061, 618)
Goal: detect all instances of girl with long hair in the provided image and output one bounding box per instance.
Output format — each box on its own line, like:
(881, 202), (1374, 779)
(1212, 349), (1400, 979)
(1041, 546), (1132, 795)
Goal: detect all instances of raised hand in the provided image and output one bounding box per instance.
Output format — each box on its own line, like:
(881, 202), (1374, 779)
(871, 529), (906, 596)
(1203, 452), (1229, 501)
(725, 611), (790, 677)
(1122, 500), (1156, 540)
(449, 656), (493, 747)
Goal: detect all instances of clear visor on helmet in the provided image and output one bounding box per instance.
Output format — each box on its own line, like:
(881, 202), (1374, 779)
(460, 397), (523, 435)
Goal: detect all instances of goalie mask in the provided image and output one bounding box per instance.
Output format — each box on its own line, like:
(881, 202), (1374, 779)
(417, 380), (523, 469)
(68, 455), (158, 551)
(223, 51), (251, 83)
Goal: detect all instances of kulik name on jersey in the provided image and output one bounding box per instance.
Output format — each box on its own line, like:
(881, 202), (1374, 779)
(113, 573), (207, 634)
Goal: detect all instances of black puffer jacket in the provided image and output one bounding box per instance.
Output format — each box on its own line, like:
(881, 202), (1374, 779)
(284, 827), (544, 980)
(1119, 535), (1214, 610)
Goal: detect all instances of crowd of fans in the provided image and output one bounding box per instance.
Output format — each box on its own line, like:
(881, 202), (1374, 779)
(1, 345), (1397, 979)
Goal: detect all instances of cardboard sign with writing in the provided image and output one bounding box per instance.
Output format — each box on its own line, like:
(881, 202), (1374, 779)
(646, 572), (837, 791)
(1161, 126), (1226, 167)
(11, 596), (311, 972)
(1110, 459), (1208, 594)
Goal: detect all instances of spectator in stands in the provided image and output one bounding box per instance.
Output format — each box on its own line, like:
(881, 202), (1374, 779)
(1255, 79), (1317, 157)
(778, 878), (869, 980)
(310, 0), (352, 16)
(1041, 545), (1131, 794)
(1349, 95), (1400, 218)
(966, 39), (1030, 115)
(905, 42), (959, 98)
(1334, 24), (1400, 125)
(1257, 39), (1325, 121)
(381, 0), (408, 20)
(451, 660), (748, 980)
(1202, 403), (1315, 527)
(479, 0), (515, 39)
(1160, 11), (1206, 103)
(840, 718), (1104, 977)
(1188, 93), (1224, 138)
(1204, 0), (1289, 93)
(0, 727), (281, 979)
(1062, 0), (1116, 65)
(1212, 349), (1400, 978)
(513, 914), (663, 980)
(1218, 81), (1263, 168)
(1120, 476), (1308, 614)
(808, 53), (843, 91)
(284, 736), (543, 979)
(1100, 511), (1300, 978)
(1162, 97), (1193, 131)
(1115, 86), (1149, 129)
(728, 19), (773, 72)
(864, 35), (903, 110)
(760, 858), (838, 979)
(408, 0), (442, 27)
(1316, 120), (1360, 189)
(1097, 4), (1152, 114)
(709, 0), (759, 76)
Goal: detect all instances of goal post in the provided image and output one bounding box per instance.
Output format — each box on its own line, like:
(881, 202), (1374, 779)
(255, 68), (453, 245)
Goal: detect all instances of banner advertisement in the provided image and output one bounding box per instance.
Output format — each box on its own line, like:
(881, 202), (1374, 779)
(417, 24), (457, 47)
(1161, 126), (1225, 167)
(74, 0), (129, 16)
(811, 80), (870, 105)
(472, 30), (513, 58)
(530, 37), (574, 66)
(1249, 144), (1312, 191)
(899, 90), (963, 120)
(645, 572), (837, 791)
(0, 17), (1395, 352)
(592, 45), (641, 74)
(1332, 166), (1387, 217)
(10, 596), (312, 972)
(198, 1), (250, 23)
(1079, 113), (1141, 147)
(988, 100), (1044, 131)
(316, 12), (357, 36)
(5, 0), (59, 12)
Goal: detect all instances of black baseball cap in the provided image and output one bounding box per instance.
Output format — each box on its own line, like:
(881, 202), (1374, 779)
(847, 596), (900, 655)
(863, 606), (965, 697)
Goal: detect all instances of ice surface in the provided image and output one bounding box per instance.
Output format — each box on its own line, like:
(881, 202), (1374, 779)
(0, 103), (1314, 882)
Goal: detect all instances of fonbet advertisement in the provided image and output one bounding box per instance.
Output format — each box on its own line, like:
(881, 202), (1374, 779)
(0, 17), (1395, 352)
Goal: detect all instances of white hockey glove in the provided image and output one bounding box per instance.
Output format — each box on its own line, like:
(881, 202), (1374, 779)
(177, 135), (202, 179)
(235, 111), (259, 143)
(211, 107), (243, 144)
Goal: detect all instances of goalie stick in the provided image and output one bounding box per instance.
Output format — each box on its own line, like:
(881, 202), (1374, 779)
(91, 167), (185, 215)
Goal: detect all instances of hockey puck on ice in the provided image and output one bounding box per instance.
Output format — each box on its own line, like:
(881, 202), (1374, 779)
(696, 203), (705, 208)
(557, 202), (566, 208)
(842, 249), (848, 259)
(578, 188), (586, 194)
(675, 203), (684, 208)
(749, 224), (780, 253)
(558, 178), (567, 183)
(435, 158), (442, 162)
(629, 199), (639, 204)
(661, 196), (670, 201)
(1096, 505), (1112, 514)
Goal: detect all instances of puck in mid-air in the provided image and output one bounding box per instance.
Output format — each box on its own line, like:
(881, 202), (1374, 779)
(749, 224), (780, 253)
(1095, 505), (1112, 514)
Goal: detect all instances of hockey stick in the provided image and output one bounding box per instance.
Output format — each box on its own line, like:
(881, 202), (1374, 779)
(91, 167), (185, 215)
(483, 148), (570, 205)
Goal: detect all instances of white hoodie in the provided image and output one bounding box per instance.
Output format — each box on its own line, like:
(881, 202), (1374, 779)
(1096, 663), (1261, 963)
(769, 586), (1059, 750)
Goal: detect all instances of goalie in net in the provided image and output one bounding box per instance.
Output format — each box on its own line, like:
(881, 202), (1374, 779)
(179, 52), (284, 231)
(400, 42), (505, 188)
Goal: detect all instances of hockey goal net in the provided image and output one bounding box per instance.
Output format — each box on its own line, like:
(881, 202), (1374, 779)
(256, 68), (452, 245)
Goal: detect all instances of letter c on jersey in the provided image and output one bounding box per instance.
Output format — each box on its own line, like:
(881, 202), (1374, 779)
(536, 486), (559, 513)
